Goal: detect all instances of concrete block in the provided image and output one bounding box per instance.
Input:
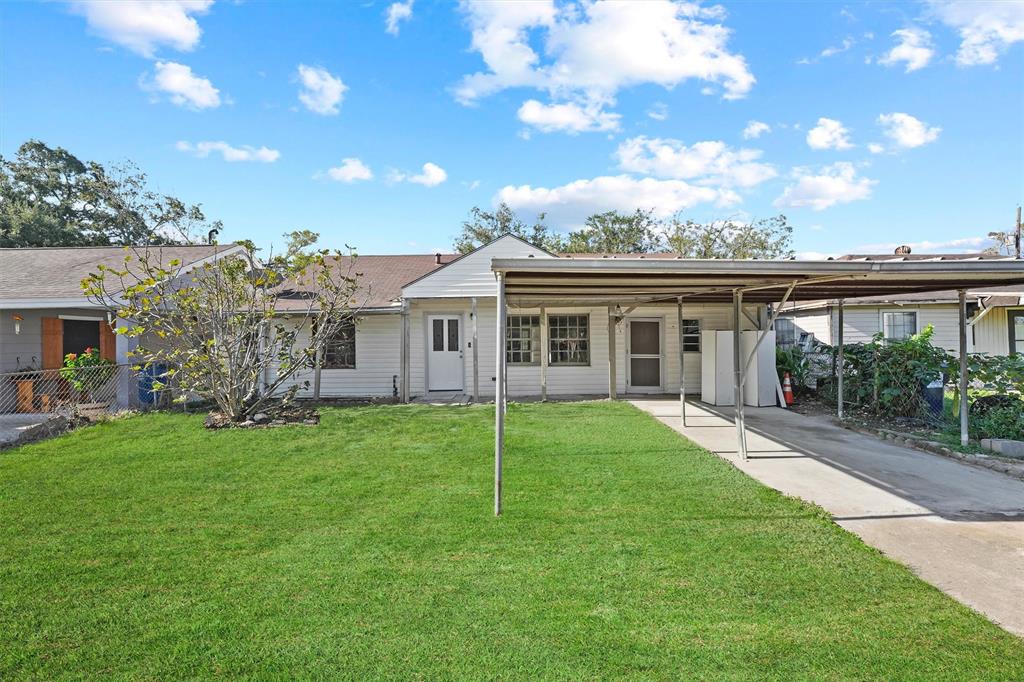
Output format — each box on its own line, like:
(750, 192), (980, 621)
(988, 439), (1024, 459)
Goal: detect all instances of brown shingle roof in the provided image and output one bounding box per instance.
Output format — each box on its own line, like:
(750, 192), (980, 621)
(0, 245), (241, 301)
(275, 253), (459, 311)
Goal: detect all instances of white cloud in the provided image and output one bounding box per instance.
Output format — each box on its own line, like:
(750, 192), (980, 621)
(144, 61), (220, 109)
(69, 0), (211, 57)
(615, 136), (777, 188)
(868, 143), (886, 154)
(929, 0), (1024, 66)
(496, 175), (731, 228)
(647, 102), (669, 121)
(454, 0), (753, 131)
(297, 64), (346, 115)
(806, 117), (853, 150)
(517, 99), (620, 133)
(742, 120), (771, 139)
(878, 28), (934, 72)
(176, 141), (280, 163)
(774, 162), (876, 211)
(391, 162), (448, 187)
(324, 158), (373, 182)
(385, 0), (414, 35)
(877, 112), (941, 148)
(820, 37), (855, 57)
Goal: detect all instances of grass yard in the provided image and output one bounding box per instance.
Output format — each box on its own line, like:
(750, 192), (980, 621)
(1, 402), (1022, 679)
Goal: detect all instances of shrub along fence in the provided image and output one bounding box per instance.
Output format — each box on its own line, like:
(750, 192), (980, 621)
(778, 325), (1024, 440)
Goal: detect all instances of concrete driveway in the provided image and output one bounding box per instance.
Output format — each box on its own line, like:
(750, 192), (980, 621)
(630, 397), (1024, 637)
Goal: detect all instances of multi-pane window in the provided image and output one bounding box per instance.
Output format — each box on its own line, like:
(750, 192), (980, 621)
(775, 318), (796, 349)
(681, 319), (701, 352)
(882, 311), (917, 342)
(506, 315), (540, 364)
(549, 315), (590, 365)
(323, 319), (356, 369)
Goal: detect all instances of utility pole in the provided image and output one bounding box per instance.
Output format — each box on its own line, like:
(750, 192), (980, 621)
(1016, 205), (1022, 259)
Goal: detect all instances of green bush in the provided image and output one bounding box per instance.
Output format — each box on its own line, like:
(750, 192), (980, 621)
(971, 402), (1024, 441)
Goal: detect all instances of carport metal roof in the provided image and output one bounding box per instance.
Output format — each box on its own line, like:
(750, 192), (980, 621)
(491, 257), (1024, 305)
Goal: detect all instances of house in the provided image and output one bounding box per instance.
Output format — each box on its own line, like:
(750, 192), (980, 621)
(777, 254), (1023, 355)
(279, 235), (768, 402)
(0, 244), (244, 410)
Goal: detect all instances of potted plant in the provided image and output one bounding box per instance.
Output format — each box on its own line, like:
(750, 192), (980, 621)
(59, 348), (116, 417)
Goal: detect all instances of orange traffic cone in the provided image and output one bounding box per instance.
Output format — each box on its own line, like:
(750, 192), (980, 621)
(782, 372), (794, 406)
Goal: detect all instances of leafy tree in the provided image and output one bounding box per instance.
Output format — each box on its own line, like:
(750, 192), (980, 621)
(0, 139), (218, 247)
(983, 230), (1017, 256)
(563, 209), (664, 253)
(665, 215), (794, 259)
(82, 234), (362, 424)
(453, 203), (563, 254)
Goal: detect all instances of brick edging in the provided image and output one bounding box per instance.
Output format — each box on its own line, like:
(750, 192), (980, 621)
(834, 419), (1024, 481)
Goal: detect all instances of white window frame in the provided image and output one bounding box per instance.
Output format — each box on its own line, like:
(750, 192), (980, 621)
(506, 315), (541, 365)
(548, 314), (591, 366)
(880, 309), (919, 342)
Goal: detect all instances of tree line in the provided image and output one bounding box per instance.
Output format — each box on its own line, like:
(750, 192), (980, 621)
(453, 204), (795, 258)
(0, 140), (219, 247)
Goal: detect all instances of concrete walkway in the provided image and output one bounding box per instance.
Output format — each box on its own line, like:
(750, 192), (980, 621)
(629, 397), (1024, 637)
(0, 414), (56, 448)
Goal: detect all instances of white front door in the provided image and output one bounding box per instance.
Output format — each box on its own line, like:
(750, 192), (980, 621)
(427, 315), (464, 391)
(627, 318), (663, 392)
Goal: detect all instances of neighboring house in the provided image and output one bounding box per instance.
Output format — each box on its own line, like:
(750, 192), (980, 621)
(0, 245), (244, 410)
(777, 253), (1023, 356)
(275, 235), (766, 401)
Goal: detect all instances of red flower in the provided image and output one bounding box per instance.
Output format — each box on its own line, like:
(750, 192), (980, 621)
(84, 347), (93, 354)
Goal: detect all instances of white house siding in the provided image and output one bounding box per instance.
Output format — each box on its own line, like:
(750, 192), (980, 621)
(828, 305), (962, 353)
(973, 306), (1019, 356)
(277, 314), (402, 398)
(784, 310), (832, 345)
(401, 235), (554, 299)
(407, 298), (757, 399)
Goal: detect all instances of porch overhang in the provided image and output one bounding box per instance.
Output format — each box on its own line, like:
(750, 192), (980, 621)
(490, 257), (1024, 305)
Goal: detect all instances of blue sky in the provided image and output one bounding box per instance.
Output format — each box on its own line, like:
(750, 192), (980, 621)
(1, 1), (1022, 257)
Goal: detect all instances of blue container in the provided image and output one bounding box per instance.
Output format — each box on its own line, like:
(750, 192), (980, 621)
(138, 364), (169, 405)
(922, 378), (944, 417)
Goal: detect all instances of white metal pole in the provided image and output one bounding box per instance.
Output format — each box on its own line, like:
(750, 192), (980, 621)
(608, 306), (617, 399)
(837, 298), (845, 420)
(471, 297), (479, 401)
(495, 274), (506, 516)
(539, 306), (548, 401)
(733, 289), (747, 461)
(677, 296), (686, 426)
(400, 299), (410, 403)
(959, 289), (969, 447)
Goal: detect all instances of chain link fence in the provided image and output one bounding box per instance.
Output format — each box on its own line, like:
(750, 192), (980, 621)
(0, 364), (179, 418)
(779, 334), (1024, 438)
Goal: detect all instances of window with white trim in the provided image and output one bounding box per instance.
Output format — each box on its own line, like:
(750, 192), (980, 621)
(323, 319), (356, 369)
(681, 319), (701, 352)
(882, 311), (917, 342)
(548, 315), (590, 365)
(506, 315), (540, 365)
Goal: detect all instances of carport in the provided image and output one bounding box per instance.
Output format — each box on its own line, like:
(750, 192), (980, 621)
(489, 257), (1024, 516)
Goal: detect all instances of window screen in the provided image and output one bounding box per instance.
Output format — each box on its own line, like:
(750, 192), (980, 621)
(681, 319), (700, 352)
(323, 319), (356, 369)
(432, 319), (444, 352)
(548, 315), (589, 365)
(447, 318), (459, 351)
(506, 315), (540, 364)
(883, 311), (917, 341)
(775, 318), (796, 349)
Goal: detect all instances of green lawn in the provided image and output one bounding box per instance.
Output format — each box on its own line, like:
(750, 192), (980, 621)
(1, 402), (1021, 679)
